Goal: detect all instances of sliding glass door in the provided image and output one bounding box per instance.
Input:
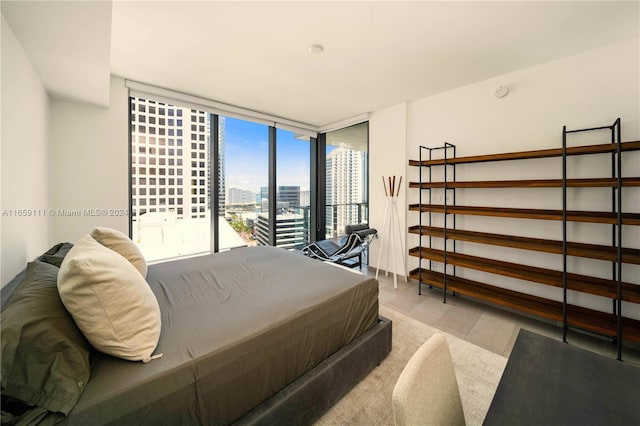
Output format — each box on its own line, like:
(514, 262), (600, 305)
(324, 122), (369, 239)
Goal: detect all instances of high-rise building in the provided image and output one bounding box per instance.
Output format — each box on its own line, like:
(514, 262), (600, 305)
(188, 108), (210, 219)
(130, 99), (196, 220)
(227, 187), (256, 204)
(277, 185), (300, 212)
(300, 189), (310, 207)
(325, 147), (367, 238)
(256, 186), (308, 245)
(259, 186), (269, 212)
(130, 99), (225, 221)
(255, 213), (306, 249)
(217, 117), (226, 216)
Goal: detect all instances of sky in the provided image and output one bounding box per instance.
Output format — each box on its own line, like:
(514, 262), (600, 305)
(223, 117), (313, 193)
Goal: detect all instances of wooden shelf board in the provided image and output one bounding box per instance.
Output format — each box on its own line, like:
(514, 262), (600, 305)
(407, 139), (640, 346)
(409, 268), (640, 343)
(408, 204), (640, 225)
(408, 246), (640, 303)
(408, 177), (640, 189)
(408, 141), (640, 167)
(407, 225), (640, 264)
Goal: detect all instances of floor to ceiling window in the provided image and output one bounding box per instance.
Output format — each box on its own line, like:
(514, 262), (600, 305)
(130, 97), (214, 262)
(275, 129), (311, 248)
(220, 117), (269, 250)
(130, 92), (367, 261)
(325, 122), (369, 239)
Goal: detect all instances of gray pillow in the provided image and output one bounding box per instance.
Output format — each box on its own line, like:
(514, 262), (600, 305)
(1, 243), (73, 306)
(1, 261), (92, 415)
(37, 242), (74, 268)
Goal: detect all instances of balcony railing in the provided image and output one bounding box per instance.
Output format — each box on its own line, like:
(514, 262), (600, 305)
(325, 203), (369, 238)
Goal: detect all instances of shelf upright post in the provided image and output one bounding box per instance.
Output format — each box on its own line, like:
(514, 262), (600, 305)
(418, 146), (423, 295)
(418, 145), (424, 295)
(452, 143), (456, 284)
(610, 126), (617, 319)
(604, 117), (623, 360)
(445, 142), (457, 298)
(562, 126), (568, 343)
(417, 146), (429, 295)
(614, 118), (623, 360)
(443, 144), (448, 303)
(427, 146), (433, 290)
(564, 117), (625, 358)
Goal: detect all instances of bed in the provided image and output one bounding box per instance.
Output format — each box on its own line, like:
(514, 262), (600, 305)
(1, 243), (392, 425)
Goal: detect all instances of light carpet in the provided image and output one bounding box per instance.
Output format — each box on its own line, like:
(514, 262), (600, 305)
(315, 305), (508, 426)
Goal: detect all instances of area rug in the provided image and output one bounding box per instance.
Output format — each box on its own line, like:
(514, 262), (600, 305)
(315, 305), (508, 426)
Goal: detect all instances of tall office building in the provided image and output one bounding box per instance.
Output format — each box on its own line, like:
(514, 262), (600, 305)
(300, 189), (310, 207)
(255, 213), (306, 249)
(277, 186), (300, 211)
(259, 186), (301, 213)
(217, 117), (226, 216)
(130, 98), (226, 221)
(259, 186), (269, 212)
(227, 187), (256, 204)
(325, 147), (367, 238)
(255, 185), (308, 246)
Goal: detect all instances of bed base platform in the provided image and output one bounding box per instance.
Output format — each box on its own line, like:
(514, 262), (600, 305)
(235, 316), (392, 425)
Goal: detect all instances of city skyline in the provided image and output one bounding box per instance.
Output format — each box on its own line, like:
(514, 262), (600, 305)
(225, 118), (313, 193)
(130, 96), (367, 259)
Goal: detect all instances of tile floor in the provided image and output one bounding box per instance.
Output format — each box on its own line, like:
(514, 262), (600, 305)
(368, 268), (640, 367)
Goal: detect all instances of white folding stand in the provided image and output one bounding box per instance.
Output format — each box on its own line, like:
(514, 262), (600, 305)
(376, 176), (408, 289)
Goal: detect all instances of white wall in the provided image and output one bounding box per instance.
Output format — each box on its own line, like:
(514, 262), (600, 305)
(393, 39), (639, 318)
(1, 15), (52, 285)
(50, 76), (129, 243)
(369, 103), (407, 279)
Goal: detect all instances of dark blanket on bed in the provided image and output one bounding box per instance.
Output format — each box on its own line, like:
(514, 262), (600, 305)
(57, 246), (378, 425)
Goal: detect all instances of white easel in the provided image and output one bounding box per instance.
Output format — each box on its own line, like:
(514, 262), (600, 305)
(376, 176), (408, 288)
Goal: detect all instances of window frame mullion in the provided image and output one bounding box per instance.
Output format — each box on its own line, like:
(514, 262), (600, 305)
(268, 126), (277, 246)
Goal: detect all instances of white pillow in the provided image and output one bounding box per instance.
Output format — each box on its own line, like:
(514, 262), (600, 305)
(90, 226), (147, 277)
(58, 234), (162, 363)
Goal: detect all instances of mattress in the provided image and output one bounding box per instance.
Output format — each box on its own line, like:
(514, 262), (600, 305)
(60, 246), (379, 425)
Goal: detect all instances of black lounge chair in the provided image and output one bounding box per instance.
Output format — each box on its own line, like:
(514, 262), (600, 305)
(301, 224), (377, 268)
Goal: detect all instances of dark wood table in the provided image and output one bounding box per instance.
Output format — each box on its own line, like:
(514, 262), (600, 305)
(484, 329), (640, 425)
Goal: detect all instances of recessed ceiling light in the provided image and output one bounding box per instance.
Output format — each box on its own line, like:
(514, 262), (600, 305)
(495, 86), (509, 98)
(308, 44), (324, 54)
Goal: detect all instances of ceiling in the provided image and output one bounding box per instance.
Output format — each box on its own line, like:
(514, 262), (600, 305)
(1, 0), (112, 106)
(3, 1), (638, 128)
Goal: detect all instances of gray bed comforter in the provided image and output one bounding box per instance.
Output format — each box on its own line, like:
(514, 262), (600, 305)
(59, 246), (379, 425)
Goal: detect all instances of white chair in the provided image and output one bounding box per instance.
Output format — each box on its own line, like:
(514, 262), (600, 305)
(392, 333), (466, 426)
